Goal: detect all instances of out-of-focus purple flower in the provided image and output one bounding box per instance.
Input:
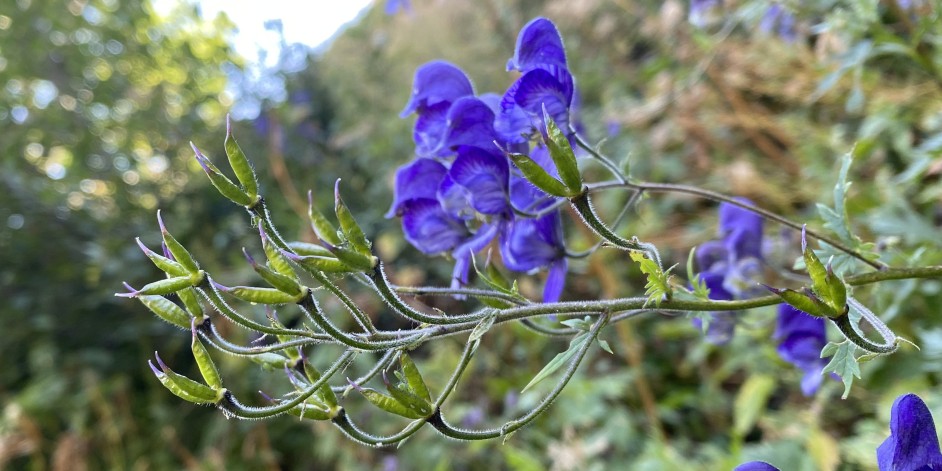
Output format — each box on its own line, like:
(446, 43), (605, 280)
(689, 0), (722, 28)
(734, 462), (781, 471)
(759, 4), (797, 43)
(500, 212), (567, 302)
(384, 0), (411, 16)
(695, 199), (765, 344)
(774, 304), (830, 396)
(877, 393), (942, 471)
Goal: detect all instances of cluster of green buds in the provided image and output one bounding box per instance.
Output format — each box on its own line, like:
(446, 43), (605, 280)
(117, 115), (940, 447)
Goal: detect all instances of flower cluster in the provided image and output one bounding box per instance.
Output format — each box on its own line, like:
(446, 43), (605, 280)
(736, 392), (942, 471)
(389, 17), (574, 302)
(694, 199), (765, 344)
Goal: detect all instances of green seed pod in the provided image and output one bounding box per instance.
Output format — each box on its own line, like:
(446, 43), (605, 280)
(383, 372), (432, 417)
(357, 387), (425, 419)
(287, 241), (333, 257)
(249, 352), (293, 371)
(214, 281), (302, 305)
(399, 353), (431, 403)
(129, 275), (196, 297)
(138, 294), (191, 329)
(285, 401), (333, 421)
(176, 287), (204, 317)
(157, 211), (200, 273)
(258, 223), (296, 277)
(542, 108), (583, 195)
(324, 242), (378, 272)
(136, 238), (188, 277)
(285, 251), (357, 273)
(303, 361), (339, 408)
(334, 179), (371, 255)
(224, 114), (259, 199)
(150, 353), (221, 404)
(308, 190), (342, 246)
(244, 248), (301, 295)
(192, 143), (254, 206)
(191, 320), (222, 390)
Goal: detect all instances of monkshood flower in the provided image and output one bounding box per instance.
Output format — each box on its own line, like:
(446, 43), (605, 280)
(695, 199), (765, 344)
(877, 393), (942, 471)
(401, 61), (475, 157)
(736, 393), (942, 471)
(497, 17), (575, 144)
(774, 304), (830, 396)
(384, 0), (410, 16)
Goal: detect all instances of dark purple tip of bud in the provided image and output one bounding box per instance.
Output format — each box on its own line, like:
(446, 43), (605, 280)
(759, 283), (782, 295)
(801, 224), (808, 252)
(155, 351), (170, 373)
(258, 390), (276, 403)
(307, 189), (314, 208)
(826, 263), (835, 277)
(148, 360), (163, 377)
(334, 178), (342, 202)
(242, 247), (257, 267)
(157, 210), (172, 236)
(190, 142), (213, 173)
(161, 242), (174, 260)
(190, 317), (199, 337)
(135, 237), (154, 255)
(297, 347), (307, 362)
(381, 370), (392, 387)
(226, 114), (232, 137)
(321, 241), (338, 253)
(279, 248), (303, 262)
(346, 377), (364, 392)
(116, 282), (139, 298)
(210, 279), (230, 292)
(257, 221), (268, 244)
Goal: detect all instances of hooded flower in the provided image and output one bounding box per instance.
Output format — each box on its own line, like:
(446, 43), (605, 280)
(877, 393), (942, 471)
(401, 61), (475, 157)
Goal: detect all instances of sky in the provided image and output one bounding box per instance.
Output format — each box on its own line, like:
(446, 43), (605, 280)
(153, 0), (373, 66)
(152, 0), (375, 118)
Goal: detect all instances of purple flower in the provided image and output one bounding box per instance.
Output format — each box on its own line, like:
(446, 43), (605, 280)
(500, 212), (567, 302)
(384, 0), (410, 16)
(448, 146), (510, 216)
(695, 199), (764, 344)
(386, 158), (448, 218)
(401, 61), (475, 157)
(877, 393), (942, 471)
(506, 17), (567, 73)
(399, 198), (470, 255)
(774, 304), (830, 396)
(734, 462), (780, 471)
(497, 18), (575, 144)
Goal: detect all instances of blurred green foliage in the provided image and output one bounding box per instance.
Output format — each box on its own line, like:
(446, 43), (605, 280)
(2, 0), (941, 469)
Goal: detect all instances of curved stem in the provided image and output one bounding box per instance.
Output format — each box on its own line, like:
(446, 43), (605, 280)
(369, 263), (495, 325)
(572, 132), (627, 183)
(587, 180), (886, 270)
(434, 338), (478, 408)
(311, 269), (378, 335)
(198, 276), (317, 338)
(570, 192), (644, 251)
(829, 297), (898, 354)
(331, 409), (426, 447)
(220, 349), (356, 419)
(519, 319), (579, 336)
(332, 349), (398, 394)
(428, 314), (606, 440)
(200, 320), (332, 356)
(299, 293), (428, 351)
(392, 285), (528, 305)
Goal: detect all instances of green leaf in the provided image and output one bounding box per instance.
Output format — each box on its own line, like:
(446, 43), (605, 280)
(541, 108), (582, 194)
(191, 321), (222, 390)
(686, 247), (710, 300)
(629, 251), (673, 307)
(469, 311), (496, 344)
(522, 333), (589, 393)
(508, 152), (574, 198)
(733, 374), (775, 437)
(597, 338), (613, 355)
(224, 114), (259, 198)
(821, 341), (860, 399)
